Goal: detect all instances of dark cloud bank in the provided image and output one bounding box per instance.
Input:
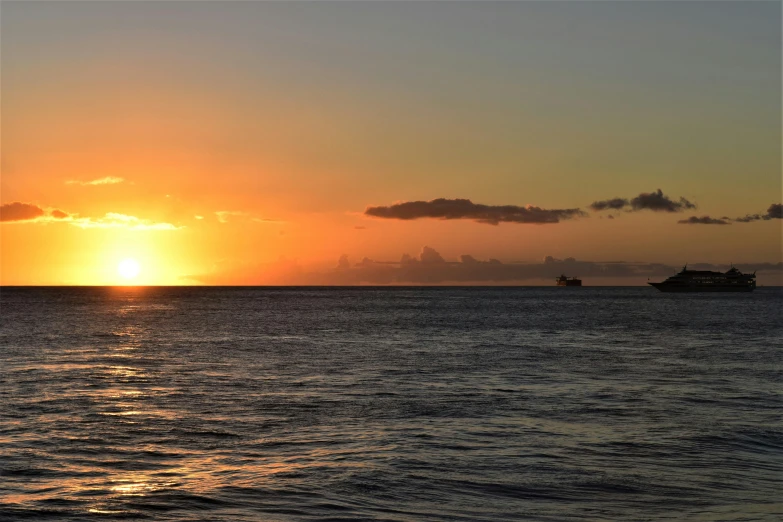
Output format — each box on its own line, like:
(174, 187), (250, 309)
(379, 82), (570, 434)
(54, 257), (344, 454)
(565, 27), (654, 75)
(363, 190), (701, 227)
(590, 189), (696, 213)
(365, 198), (586, 225)
(733, 203), (783, 223)
(589, 198), (628, 211)
(368, 193), (777, 228)
(678, 216), (731, 225)
(678, 203), (782, 225)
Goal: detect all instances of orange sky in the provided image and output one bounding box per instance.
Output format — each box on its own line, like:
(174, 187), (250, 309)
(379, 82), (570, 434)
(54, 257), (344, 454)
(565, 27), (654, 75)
(1, 1), (781, 286)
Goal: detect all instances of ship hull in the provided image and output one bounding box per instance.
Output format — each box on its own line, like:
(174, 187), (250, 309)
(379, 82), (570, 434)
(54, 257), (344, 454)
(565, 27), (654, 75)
(648, 283), (754, 292)
(557, 281), (582, 287)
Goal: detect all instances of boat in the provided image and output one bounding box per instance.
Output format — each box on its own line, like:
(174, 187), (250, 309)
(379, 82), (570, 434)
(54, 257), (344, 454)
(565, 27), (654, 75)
(648, 265), (756, 292)
(556, 274), (582, 286)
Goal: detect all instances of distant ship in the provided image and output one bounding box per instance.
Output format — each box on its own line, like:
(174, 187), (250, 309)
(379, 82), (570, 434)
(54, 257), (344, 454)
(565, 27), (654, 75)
(649, 265), (756, 292)
(556, 274), (582, 287)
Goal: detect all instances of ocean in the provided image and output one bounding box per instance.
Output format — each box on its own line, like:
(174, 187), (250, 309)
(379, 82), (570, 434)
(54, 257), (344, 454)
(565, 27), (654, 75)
(1, 287), (781, 521)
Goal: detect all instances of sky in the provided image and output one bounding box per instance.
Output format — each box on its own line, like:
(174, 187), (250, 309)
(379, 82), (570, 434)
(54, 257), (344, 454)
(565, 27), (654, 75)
(1, 0), (781, 285)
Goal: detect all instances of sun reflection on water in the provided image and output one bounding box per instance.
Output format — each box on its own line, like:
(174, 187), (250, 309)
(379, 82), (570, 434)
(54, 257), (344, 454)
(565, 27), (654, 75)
(88, 318), (184, 506)
(87, 507), (126, 514)
(110, 479), (169, 496)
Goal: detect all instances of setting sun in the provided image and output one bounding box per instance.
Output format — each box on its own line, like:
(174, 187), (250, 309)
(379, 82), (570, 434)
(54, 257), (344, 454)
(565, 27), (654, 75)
(117, 258), (141, 280)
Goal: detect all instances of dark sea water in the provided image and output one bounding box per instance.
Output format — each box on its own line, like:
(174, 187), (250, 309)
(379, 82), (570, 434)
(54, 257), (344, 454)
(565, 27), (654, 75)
(1, 287), (781, 521)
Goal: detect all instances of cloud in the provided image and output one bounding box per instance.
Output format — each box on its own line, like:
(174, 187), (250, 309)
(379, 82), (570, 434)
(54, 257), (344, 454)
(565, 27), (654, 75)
(66, 176), (124, 186)
(630, 189), (696, 212)
(1, 202), (45, 222)
(215, 211), (280, 224)
(765, 203), (782, 219)
(70, 213), (179, 230)
(420, 245), (445, 264)
(677, 216), (731, 225)
(364, 198), (586, 225)
(215, 211), (245, 223)
(733, 203), (782, 222)
(336, 255), (351, 270)
(735, 213), (764, 222)
(589, 198), (628, 211)
(590, 189), (696, 213)
(734, 214), (763, 222)
(50, 209), (69, 219)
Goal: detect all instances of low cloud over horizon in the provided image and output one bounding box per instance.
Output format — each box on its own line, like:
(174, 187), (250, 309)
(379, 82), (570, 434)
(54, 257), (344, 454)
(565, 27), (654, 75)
(590, 189), (696, 213)
(187, 246), (783, 286)
(364, 198), (586, 225)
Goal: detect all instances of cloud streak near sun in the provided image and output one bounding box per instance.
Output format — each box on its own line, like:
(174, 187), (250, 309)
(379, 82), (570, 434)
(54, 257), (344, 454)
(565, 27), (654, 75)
(65, 176), (125, 186)
(0, 202), (179, 230)
(70, 213), (180, 230)
(215, 211), (281, 224)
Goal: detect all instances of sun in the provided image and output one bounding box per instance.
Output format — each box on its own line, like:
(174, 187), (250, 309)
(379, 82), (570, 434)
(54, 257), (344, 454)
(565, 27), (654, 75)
(117, 258), (141, 280)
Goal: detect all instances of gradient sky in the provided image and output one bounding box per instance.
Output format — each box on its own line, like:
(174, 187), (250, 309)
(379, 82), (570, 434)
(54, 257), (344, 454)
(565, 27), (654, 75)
(1, 1), (781, 285)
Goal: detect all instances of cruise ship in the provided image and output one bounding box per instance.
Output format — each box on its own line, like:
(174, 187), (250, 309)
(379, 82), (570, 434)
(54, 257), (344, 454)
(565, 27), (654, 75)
(649, 265), (756, 292)
(556, 274), (582, 287)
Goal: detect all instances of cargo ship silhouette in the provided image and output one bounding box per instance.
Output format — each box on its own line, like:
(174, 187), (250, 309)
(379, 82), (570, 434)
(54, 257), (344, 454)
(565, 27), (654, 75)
(556, 274), (582, 287)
